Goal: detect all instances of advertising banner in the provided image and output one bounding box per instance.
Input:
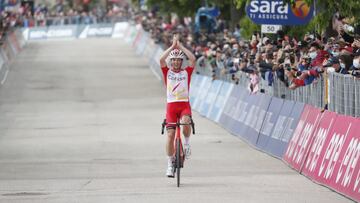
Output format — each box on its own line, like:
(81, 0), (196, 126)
(143, 40), (157, 63)
(2, 40), (15, 63)
(0, 54), (4, 70)
(8, 32), (21, 55)
(238, 93), (271, 145)
(125, 25), (137, 44)
(301, 111), (337, 176)
(0, 45), (10, 63)
(281, 102), (305, 143)
(135, 32), (150, 56)
(192, 76), (212, 112)
(15, 29), (26, 48)
(208, 82), (234, 123)
(283, 105), (321, 171)
(132, 26), (144, 48)
(229, 90), (256, 137)
(189, 74), (204, 106)
(28, 26), (77, 40)
(300, 115), (360, 201)
(256, 96), (284, 148)
(263, 100), (302, 158)
(85, 24), (114, 38)
(27, 27), (48, 40)
(246, 0), (314, 25)
(112, 22), (129, 38)
(329, 118), (360, 202)
(149, 47), (163, 81)
(200, 79), (222, 117)
(218, 85), (248, 132)
(47, 25), (77, 39)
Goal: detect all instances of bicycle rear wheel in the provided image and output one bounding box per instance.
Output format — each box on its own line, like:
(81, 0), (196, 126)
(176, 138), (181, 187)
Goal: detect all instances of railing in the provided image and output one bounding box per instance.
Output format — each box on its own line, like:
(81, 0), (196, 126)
(24, 15), (130, 27)
(199, 62), (360, 117)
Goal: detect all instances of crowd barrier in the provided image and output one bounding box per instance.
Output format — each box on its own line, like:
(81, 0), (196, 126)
(122, 23), (360, 202)
(22, 22), (129, 40)
(19, 22), (360, 202)
(198, 60), (359, 117)
(0, 29), (26, 86)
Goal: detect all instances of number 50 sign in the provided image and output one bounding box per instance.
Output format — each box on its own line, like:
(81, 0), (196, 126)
(261, 24), (282, 33)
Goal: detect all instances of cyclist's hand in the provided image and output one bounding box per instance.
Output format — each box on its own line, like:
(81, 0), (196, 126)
(177, 41), (184, 49)
(172, 34), (179, 48)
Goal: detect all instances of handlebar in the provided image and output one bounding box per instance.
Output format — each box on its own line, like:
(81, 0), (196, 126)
(161, 118), (195, 135)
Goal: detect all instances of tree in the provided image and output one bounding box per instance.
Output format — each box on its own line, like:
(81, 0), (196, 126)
(134, 0), (241, 24)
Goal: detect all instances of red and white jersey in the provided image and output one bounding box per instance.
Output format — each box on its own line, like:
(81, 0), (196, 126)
(161, 66), (194, 103)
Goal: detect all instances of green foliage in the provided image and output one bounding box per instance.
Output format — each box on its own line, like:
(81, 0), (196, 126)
(139, 0), (236, 20)
(239, 17), (260, 39)
(144, 0), (203, 18)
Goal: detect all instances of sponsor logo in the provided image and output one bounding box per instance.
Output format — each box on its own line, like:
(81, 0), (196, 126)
(285, 119), (305, 159)
(47, 29), (73, 37)
(319, 124), (352, 180)
(223, 96), (236, 116)
(292, 122), (315, 164)
(29, 29), (74, 39)
(168, 75), (186, 82)
(336, 137), (360, 188)
(29, 30), (47, 39)
(281, 118), (294, 142)
(255, 109), (266, 132)
(260, 112), (274, 136)
(237, 101), (248, 122)
(305, 126), (331, 172)
(272, 115), (287, 139)
(246, 0), (313, 25)
(88, 27), (113, 36)
(290, 0), (310, 18)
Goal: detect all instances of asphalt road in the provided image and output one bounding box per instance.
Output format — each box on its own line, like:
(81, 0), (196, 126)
(0, 39), (352, 202)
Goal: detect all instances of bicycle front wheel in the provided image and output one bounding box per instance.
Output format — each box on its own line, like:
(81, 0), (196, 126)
(176, 138), (181, 187)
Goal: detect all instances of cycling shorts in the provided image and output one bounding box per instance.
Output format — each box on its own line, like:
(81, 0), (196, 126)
(166, 102), (192, 129)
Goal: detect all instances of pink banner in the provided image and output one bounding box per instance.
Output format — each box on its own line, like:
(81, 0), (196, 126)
(300, 115), (359, 201)
(301, 111), (337, 176)
(283, 105), (321, 171)
(329, 118), (360, 201)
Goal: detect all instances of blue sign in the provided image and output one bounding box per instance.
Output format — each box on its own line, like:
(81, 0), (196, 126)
(246, 0), (314, 25)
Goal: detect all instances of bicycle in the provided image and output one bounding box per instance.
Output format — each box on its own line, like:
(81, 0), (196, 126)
(161, 117), (195, 187)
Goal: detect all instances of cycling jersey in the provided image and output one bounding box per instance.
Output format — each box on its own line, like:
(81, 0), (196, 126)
(161, 66), (194, 128)
(161, 66), (194, 103)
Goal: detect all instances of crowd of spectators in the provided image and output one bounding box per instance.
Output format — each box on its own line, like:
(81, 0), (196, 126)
(137, 10), (360, 93)
(1, 3), (359, 93)
(0, 1), (132, 41)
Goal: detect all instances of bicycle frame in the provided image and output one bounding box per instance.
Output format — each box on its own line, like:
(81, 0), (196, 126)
(161, 117), (195, 187)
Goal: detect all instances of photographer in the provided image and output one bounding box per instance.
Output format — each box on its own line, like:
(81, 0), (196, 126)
(258, 52), (274, 86)
(333, 12), (355, 44)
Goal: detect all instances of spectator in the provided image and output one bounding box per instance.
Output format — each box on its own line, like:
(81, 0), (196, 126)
(351, 48), (360, 78)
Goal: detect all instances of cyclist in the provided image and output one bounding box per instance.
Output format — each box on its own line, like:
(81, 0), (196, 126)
(160, 34), (196, 177)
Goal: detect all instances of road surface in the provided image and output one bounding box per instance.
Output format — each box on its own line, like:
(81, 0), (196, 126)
(0, 39), (351, 202)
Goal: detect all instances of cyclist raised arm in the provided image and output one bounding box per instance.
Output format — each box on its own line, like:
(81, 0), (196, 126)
(160, 34), (195, 177)
(160, 34), (196, 68)
(160, 35), (178, 67)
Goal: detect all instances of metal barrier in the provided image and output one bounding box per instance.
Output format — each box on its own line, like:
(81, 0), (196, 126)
(26, 15), (130, 27)
(329, 73), (360, 117)
(198, 63), (360, 117)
